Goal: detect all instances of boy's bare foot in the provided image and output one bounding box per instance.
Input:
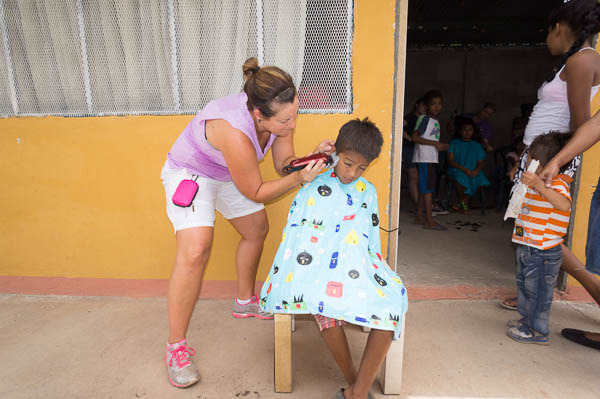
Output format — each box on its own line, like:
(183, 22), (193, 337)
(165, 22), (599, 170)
(340, 386), (374, 399)
(500, 297), (518, 310)
(413, 218), (425, 225)
(422, 222), (447, 231)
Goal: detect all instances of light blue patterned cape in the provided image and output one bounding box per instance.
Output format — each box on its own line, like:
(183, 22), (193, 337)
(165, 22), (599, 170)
(259, 171), (408, 339)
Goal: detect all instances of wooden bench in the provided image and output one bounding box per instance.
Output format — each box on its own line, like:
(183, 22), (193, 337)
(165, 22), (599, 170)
(273, 314), (406, 394)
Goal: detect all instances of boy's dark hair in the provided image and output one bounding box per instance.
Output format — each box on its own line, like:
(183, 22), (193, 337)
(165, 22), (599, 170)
(529, 131), (574, 172)
(423, 89), (443, 105)
(453, 116), (480, 142)
(335, 117), (384, 163)
(456, 117), (476, 132)
(546, 0), (600, 82)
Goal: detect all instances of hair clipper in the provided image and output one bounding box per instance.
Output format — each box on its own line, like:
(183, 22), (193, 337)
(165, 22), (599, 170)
(282, 153), (333, 174)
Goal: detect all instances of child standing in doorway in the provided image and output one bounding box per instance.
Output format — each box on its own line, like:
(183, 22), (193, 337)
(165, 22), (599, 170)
(508, 132), (573, 345)
(412, 89), (449, 230)
(260, 118), (408, 399)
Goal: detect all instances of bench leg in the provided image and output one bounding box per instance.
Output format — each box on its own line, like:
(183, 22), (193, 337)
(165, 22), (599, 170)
(379, 317), (406, 395)
(274, 314), (292, 392)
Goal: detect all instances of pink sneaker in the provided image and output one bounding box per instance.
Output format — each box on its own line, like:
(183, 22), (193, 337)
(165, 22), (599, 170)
(165, 339), (200, 388)
(232, 296), (273, 319)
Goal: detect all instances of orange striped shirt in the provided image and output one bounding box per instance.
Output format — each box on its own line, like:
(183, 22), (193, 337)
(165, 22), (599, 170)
(512, 174), (572, 250)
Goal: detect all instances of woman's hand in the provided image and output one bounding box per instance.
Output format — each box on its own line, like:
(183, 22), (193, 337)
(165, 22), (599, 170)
(311, 139), (335, 155)
(297, 160), (326, 183)
(539, 159), (561, 188)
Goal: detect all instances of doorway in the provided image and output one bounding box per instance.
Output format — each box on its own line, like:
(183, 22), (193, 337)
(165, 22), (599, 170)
(396, 0), (563, 293)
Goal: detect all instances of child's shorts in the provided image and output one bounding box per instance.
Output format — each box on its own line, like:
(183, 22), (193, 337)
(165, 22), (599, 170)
(314, 314), (345, 331)
(161, 161), (264, 233)
(417, 162), (437, 194)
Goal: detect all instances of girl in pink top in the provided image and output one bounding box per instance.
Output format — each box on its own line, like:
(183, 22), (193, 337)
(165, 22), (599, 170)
(161, 57), (334, 388)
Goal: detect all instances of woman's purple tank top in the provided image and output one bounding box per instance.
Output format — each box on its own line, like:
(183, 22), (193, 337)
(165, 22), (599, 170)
(167, 92), (276, 182)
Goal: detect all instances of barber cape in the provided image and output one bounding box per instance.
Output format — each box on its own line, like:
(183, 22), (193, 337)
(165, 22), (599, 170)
(259, 171), (408, 339)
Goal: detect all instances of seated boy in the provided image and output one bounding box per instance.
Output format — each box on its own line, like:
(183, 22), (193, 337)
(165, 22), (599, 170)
(447, 118), (490, 214)
(507, 131), (573, 345)
(260, 118), (408, 399)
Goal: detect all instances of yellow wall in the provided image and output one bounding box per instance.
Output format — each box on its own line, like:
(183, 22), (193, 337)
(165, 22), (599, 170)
(0, 0), (397, 281)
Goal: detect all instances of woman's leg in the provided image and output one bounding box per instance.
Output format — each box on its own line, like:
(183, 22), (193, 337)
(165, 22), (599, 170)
(320, 326), (358, 385)
(228, 210), (269, 300)
(345, 329), (394, 399)
(560, 243), (600, 306)
(168, 227), (214, 343)
(408, 166), (419, 207)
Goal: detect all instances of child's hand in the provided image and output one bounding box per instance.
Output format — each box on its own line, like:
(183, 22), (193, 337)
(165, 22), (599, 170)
(436, 142), (449, 151)
(521, 171), (543, 191)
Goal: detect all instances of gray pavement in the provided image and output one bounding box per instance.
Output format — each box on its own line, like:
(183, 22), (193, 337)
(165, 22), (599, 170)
(1, 295), (599, 398)
(398, 210), (517, 288)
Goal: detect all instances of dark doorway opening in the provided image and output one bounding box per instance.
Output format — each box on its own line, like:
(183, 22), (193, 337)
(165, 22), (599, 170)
(398, 0), (565, 292)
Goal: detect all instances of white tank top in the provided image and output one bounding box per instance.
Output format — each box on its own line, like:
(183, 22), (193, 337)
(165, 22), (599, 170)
(523, 47), (600, 146)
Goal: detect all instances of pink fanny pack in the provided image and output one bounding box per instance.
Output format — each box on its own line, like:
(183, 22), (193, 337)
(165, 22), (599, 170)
(172, 176), (199, 207)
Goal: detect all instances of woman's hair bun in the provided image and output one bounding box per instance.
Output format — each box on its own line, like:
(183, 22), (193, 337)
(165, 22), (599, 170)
(242, 57), (260, 81)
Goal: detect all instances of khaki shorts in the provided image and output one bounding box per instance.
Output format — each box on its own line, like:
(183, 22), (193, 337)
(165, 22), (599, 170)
(161, 161), (264, 233)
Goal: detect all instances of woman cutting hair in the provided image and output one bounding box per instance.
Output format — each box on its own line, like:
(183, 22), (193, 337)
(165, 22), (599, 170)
(160, 57), (334, 387)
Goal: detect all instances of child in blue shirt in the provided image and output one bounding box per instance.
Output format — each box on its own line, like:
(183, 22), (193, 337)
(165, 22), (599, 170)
(260, 118), (408, 399)
(447, 118), (490, 214)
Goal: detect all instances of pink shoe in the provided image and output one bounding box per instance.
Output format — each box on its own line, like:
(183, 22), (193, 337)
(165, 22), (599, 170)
(232, 296), (273, 319)
(165, 339), (200, 388)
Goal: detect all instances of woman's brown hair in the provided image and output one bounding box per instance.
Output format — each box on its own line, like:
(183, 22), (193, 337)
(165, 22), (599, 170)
(242, 57), (296, 118)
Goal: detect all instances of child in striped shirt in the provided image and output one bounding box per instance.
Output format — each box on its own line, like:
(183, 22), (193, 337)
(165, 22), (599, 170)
(508, 131), (574, 345)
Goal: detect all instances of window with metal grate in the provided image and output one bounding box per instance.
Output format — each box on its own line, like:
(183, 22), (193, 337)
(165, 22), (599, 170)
(0, 0), (353, 117)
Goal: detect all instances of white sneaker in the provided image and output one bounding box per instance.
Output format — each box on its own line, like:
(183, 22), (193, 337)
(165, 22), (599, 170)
(165, 339), (200, 388)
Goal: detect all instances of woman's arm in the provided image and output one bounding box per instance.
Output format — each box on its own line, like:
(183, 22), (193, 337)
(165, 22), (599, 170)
(270, 132), (297, 176)
(402, 118), (413, 141)
(412, 131), (447, 150)
(565, 51), (596, 131)
(481, 138), (494, 153)
(540, 109), (600, 186)
(208, 119), (325, 203)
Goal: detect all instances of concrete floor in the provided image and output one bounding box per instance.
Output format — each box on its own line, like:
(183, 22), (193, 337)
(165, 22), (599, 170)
(1, 295), (599, 398)
(397, 208), (517, 288)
